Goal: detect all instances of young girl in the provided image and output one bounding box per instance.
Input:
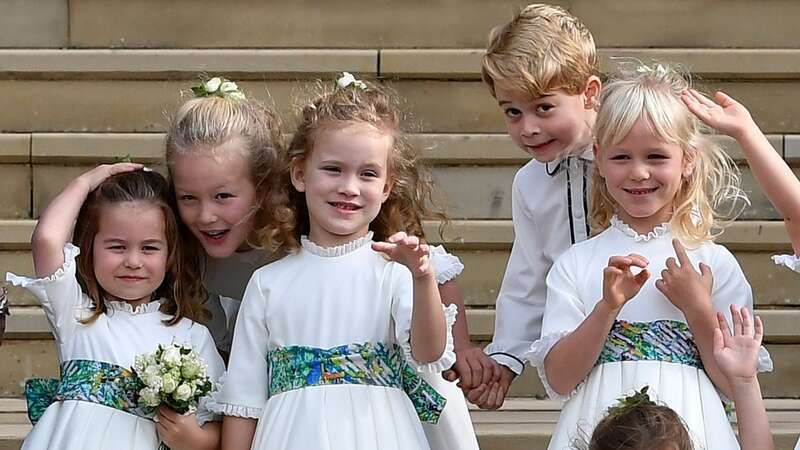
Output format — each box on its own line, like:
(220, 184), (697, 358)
(167, 75), (480, 450)
(6, 166), (225, 450)
(576, 306), (773, 450)
(527, 65), (772, 449)
(208, 77), (458, 450)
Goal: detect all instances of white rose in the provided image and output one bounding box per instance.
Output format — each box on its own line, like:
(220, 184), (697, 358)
(180, 358), (203, 379)
(219, 81), (238, 94)
(336, 72), (356, 89)
(142, 365), (163, 388)
(204, 77), (222, 93)
(161, 374), (177, 394)
(174, 384), (193, 402)
(162, 346), (181, 367)
(139, 387), (161, 407)
(227, 91), (246, 101)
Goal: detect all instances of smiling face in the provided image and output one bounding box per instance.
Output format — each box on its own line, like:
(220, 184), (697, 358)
(171, 139), (258, 258)
(596, 116), (691, 234)
(291, 122), (392, 247)
(92, 201), (168, 306)
(495, 80), (598, 162)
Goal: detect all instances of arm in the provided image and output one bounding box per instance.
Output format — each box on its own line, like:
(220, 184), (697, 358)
(713, 306), (774, 450)
(222, 417), (257, 450)
(544, 254), (649, 395)
(32, 163), (142, 277)
(683, 89), (800, 253)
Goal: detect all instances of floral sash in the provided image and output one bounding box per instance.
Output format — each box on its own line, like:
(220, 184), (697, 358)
(597, 320), (704, 369)
(25, 359), (151, 425)
(268, 342), (447, 424)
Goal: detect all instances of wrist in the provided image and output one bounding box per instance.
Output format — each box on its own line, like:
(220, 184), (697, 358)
(729, 375), (759, 391)
(596, 299), (623, 318)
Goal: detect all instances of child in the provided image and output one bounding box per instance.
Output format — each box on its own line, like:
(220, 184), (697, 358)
(166, 76), (479, 449)
(527, 65), (772, 449)
(578, 306), (773, 450)
(471, 3), (602, 408)
(6, 166), (225, 450)
(209, 77), (458, 450)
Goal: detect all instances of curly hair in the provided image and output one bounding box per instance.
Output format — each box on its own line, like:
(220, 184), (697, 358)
(257, 78), (444, 253)
(590, 63), (747, 246)
(73, 170), (208, 325)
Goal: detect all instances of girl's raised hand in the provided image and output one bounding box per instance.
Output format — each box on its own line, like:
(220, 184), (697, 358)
(655, 239), (714, 316)
(713, 305), (763, 385)
(77, 162), (144, 191)
(372, 232), (434, 280)
(681, 89), (755, 139)
(602, 254), (649, 311)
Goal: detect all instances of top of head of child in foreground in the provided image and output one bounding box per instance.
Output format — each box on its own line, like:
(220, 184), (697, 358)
(482, 4), (601, 163)
(574, 387), (694, 450)
(73, 169), (207, 325)
(589, 63), (746, 245)
(165, 77), (284, 259)
(257, 73), (441, 252)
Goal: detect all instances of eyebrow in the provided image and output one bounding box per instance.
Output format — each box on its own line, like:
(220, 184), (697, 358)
(102, 238), (165, 245)
(498, 94), (554, 106)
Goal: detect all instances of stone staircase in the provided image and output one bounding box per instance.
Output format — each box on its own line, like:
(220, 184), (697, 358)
(2, 0), (800, 448)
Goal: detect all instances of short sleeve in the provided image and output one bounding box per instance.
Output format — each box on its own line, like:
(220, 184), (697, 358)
(428, 245), (464, 284)
(391, 263), (457, 373)
(711, 246), (772, 373)
(206, 273), (270, 418)
(5, 243), (91, 342)
(526, 249), (588, 400)
(190, 324), (227, 426)
(771, 254), (800, 273)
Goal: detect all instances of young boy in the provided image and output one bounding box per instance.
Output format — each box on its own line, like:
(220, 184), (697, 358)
(462, 4), (601, 409)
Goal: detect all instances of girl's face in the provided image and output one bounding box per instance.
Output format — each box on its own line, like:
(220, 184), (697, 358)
(93, 201), (168, 306)
(596, 117), (691, 234)
(171, 141), (258, 258)
(291, 122), (392, 247)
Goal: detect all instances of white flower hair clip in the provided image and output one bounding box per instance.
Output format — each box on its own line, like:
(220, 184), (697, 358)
(636, 63), (668, 76)
(336, 72), (368, 90)
(191, 76), (246, 101)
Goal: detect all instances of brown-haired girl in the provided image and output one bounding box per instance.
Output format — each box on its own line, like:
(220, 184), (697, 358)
(210, 75), (458, 450)
(7, 165), (224, 450)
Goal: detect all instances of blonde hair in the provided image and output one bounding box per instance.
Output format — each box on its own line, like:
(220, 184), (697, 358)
(165, 89), (284, 256)
(591, 64), (746, 246)
(482, 3), (598, 99)
(258, 79), (444, 253)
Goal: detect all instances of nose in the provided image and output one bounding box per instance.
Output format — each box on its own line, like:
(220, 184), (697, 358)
(630, 162), (650, 181)
(338, 174), (359, 197)
(521, 114), (540, 137)
(199, 201), (218, 224)
(124, 250), (142, 269)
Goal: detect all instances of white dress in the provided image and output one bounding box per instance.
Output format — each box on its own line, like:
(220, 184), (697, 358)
(528, 217), (773, 450)
(6, 244), (226, 450)
(209, 233), (457, 450)
(770, 254), (800, 450)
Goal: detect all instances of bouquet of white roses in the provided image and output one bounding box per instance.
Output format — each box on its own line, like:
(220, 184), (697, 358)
(133, 343), (212, 449)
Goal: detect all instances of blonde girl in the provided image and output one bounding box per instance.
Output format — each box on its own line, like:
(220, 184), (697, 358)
(210, 76), (458, 450)
(7, 167), (224, 450)
(527, 65), (772, 449)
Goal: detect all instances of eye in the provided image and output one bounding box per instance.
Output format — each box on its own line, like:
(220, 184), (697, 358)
(107, 245), (125, 251)
(535, 103), (554, 114)
(362, 170), (379, 178)
(648, 153), (669, 160)
(178, 194), (196, 201)
(322, 166), (341, 173)
(215, 192), (235, 200)
(609, 154), (630, 161)
(503, 107), (522, 119)
(142, 245), (162, 252)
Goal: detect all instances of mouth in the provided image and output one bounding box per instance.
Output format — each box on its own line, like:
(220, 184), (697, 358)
(525, 139), (556, 152)
(623, 187), (659, 196)
(329, 202), (362, 212)
(117, 276), (147, 282)
(199, 229), (230, 241)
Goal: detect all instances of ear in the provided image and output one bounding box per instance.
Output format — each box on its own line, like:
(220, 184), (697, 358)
(682, 147), (696, 179)
(593, 143), (605, 178)
(583, 75), (602, 110)
(381, 177), (393, 203)
(289, 160), (306, 193)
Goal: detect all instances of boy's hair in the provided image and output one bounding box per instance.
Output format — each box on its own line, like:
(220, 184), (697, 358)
(482, 3), (599, 99)
(165, 86), (284, 251)
(590, 63), (746, 246)
(258, 78), (444, 253)
(73, 170), (208, 325)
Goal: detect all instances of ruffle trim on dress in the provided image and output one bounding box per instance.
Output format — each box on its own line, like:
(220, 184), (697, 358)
(195, 397), (219, 426)
(771, 254), (800, 273)
(104, 298), (164, 315)
(610, 215), (670, 242)
(429, 245), (465, 284)
(301, 232), (374, 257)
(758, 346), (774, 373)
(204, 373), (262, 419)
(6, 243), (81, 287)
(402, 303), (458, 373)
(526, 330), (583, 401)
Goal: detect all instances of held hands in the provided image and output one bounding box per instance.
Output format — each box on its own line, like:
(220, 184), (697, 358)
(655, 239), (713, 316)
(602, 254), (649, 311)
(76, 162), (144, 192)
(713, 305), (763, 386)
(464, 365), (515, 410)
(442, 344), (502, 391)
(681, 89), (756, 140)
(372, 232), (434, 280)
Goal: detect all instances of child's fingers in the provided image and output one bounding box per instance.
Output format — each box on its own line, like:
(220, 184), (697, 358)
(717, 311), (733, 346)
(385, 231), (408, 243)
(713, 327), (724, 354)
(371, 241), (396, 254)
(671, 239), (692, 266)
(698, 262), (713, 281)
(730, 304), (743, 336)
(485, 382), (502, 409)
(690, 88), (718, 108)
(665, 256), (680, 272)
(626, 253), (649, 268)
(740, 306), (754, 337)
(714, 90), (738, 108)
(754, 316), (764, 345)
(442, 369), (458, 383)
(633, 268), (649, 286)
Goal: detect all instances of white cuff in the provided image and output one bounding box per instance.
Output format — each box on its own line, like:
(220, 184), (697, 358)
(526, 330), (583, 401)
(402, 303), (458, 373)
(758, 346), (774, 373)
(204, 373), (263, 419)
(6, 244), (81, 288)
(429, 245), (465, 284)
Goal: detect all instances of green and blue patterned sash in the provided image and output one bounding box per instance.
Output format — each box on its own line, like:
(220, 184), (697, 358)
(268, 342), (447, 424)
(24, 359), (151, 425)
(597, 320), (703, 369)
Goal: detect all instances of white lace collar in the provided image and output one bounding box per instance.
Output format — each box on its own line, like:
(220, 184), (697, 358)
(301, 232), (374, 257)
(104, 298), (165, 315)
(610, 215), (670, 242)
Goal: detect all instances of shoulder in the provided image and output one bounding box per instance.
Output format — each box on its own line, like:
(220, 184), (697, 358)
(512, 159), (549, 192)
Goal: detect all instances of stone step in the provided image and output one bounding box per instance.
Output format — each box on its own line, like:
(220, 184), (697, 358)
(6, 0), (800, 49)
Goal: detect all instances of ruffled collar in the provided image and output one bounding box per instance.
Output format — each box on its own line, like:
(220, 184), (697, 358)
(301, 232), (374, 257)
(104, 298), (164, 315)
(610, 215), (670, 242)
